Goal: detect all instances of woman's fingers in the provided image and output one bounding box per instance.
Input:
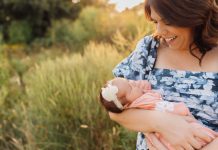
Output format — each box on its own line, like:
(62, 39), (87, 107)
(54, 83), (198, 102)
(173, 142), (194, 150)
(146, 137), (157, 150)
(193, 128), (213, 143)
(188, 136), (203, 150)
(183, 116), (197, 123)
(147, 133), (168, 150)
(175, 147), (185, 150)
(211, 131), (218, 136)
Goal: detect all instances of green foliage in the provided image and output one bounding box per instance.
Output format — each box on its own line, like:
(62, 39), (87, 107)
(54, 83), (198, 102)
(0, 47), (27, 150)
(0, 51), (9, 107)
(77, 6), (100, 37)
(46, 19), (75, 47)
(71, 20), (89, 43)
(0, 48), (10, 87)
(74, 6), (154, 46)
(0, 29), (3, 44)
(8, 21), (32, 44)
(72, 7), (99, 43)
(0, 0), (81, 42)
(10, 58), (28, 76)
(47, 6), (155, 53)
(47, 7), (102, 49)
(25, 42), (136, 149)
(47, 6), (108, 51)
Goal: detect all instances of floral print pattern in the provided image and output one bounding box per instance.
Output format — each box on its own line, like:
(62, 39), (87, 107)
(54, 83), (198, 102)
(113, 35), (218, 150)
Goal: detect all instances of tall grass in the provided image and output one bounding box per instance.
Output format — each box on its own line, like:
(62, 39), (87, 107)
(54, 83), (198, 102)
(25, 42), (136, 150)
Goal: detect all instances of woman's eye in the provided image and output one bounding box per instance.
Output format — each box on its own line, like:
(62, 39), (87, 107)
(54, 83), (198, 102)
(151, 19), (157, 24)
(152, 20), (157, 24)
(165, 22), (171, 26)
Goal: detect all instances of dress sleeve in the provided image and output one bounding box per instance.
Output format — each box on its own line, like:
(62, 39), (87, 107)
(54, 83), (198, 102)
(112, 35), (154, 80)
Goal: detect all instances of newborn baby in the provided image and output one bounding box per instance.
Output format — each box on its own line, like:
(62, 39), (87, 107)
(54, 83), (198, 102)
(99, 77), (217, 150)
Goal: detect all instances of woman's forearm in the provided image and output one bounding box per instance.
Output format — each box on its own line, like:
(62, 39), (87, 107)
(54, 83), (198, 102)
(109, 109), (215, 149)
(109, 109), (162, 133)
(201, 137), (218, 150)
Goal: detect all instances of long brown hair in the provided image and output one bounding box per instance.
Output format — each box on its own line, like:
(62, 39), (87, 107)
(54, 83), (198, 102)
(144, 0), (218, 65)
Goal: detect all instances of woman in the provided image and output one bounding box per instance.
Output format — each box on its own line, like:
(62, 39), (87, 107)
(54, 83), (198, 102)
(110, 0), (218, 149)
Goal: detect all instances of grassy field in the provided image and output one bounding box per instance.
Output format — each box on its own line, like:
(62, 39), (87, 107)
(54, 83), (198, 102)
(0, 3), (154, 149)
(0, 42), (138, 150)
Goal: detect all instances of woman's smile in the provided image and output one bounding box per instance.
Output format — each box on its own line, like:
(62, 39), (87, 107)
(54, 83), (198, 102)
(164, 36), (177, 46)
(150, 6), (194, 51)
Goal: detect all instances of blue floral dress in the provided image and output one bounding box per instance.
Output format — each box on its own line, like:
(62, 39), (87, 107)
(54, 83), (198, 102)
(112, 35), (218, 150)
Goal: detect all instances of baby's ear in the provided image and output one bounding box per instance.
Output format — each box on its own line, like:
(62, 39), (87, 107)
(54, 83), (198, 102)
(115, 88), (123, 99)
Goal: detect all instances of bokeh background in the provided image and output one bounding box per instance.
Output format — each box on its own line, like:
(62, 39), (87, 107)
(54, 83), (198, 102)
(0, 0), (155, 149)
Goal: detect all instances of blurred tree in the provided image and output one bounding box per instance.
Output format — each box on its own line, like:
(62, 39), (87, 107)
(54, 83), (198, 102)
(8, 20), (32, 43)
(0, 0), (84, 43)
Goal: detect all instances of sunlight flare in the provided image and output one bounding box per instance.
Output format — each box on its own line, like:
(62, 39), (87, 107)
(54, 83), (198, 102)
(108, 0), (144, 12)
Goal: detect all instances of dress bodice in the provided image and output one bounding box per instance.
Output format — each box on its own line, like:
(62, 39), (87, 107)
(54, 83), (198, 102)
(148, 68), (218, 130)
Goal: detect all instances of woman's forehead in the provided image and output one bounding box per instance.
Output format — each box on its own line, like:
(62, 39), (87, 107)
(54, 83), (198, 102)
(150, 6), (162, 21)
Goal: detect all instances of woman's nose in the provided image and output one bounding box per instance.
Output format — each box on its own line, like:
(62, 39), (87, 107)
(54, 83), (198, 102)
(156, 23), (167, 36)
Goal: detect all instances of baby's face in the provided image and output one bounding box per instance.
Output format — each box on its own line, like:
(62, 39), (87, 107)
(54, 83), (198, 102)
(112, 78), (150, 104)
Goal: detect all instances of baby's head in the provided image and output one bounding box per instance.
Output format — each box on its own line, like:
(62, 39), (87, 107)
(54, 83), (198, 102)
(99, 77), (148, 113)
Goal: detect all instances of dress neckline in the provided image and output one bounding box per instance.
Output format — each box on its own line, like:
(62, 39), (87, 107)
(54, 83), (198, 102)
(151, 67), (218, 80)
(153, 67), (218, 75)
(151, 37), (218, 76)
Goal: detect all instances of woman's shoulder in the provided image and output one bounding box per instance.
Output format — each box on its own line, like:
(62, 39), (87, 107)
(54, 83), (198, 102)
(203, 46), (218, 72)
(208, 46), (218, 56)
(132, 35), (159, 59)
(112, 35), (158, 79)
(135, 35), (158, 49)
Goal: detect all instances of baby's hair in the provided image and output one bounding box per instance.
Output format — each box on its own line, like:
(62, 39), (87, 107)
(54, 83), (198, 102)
(99, 84), (123, 113)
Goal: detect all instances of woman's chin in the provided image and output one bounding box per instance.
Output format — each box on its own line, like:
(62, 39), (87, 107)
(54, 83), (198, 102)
(166, 43), (178, 50)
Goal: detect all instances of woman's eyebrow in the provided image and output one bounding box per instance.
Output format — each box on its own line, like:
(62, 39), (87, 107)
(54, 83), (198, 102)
(150, 17), (164, 22)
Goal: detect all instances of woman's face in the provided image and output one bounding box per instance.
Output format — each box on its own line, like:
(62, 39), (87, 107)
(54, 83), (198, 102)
(150, 7), (194, 51)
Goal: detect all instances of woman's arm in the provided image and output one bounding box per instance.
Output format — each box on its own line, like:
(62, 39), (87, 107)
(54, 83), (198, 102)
(201, 137), (218, 150)
(109, 109), (162, 132)
(109, 109), (214, 150)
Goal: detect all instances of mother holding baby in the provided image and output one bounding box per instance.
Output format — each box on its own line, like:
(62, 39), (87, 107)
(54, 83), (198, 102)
(109, 0), (218, 149)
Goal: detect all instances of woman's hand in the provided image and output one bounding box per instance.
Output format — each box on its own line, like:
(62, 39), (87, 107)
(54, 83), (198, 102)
(155, 113), (214, 150)
(145, 133), (168, 150)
